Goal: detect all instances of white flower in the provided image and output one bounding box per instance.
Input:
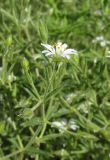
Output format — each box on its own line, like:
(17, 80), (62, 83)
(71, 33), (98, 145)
(51, 119), (67, 133)
(100, 41), (106, 47)
(107, 51), (110, 54)
(109, 153), (110, 157)
(41, 42), (77, 59)
(95, 36), (104, 41)
(106, 40), (110, 45)
(51, 118), (79, 132)
(106, 51), (110, 58)
(66, 93), (77, 104)
(77, 101), (92, 114)
(8, 73), (16, 82)
(94, 58), (97, 64)
(68, 119), (79, 131)
(92, 36), (110, 48)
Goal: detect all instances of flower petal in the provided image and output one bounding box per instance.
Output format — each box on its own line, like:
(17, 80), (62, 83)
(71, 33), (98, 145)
(42, 50), (53, 56)
(41, 43), (53, 52)
(63, 49), (77, 55)
(62, 54), (70, 59)
(45, 52), (53, 56)
(42, 50), (49, 53)
(62, 43), (68, 51)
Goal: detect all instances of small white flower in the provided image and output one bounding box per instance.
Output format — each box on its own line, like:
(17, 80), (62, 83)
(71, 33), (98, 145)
(51, 118), (79, 132)
(41, 42), (77, 59)
(68, 119), (79, 131)
(8, 73), (16, 82)
(100, 41), (106, 47)
(106, 40), (110, 45)
(106, 51), (110, 58)
(51, 119), (67, 133)
(92, 36), (110, 48)
(95, 36), (104, 41)
(78, 100), (92, 114)
(66, 93), (77, 104)
(94, 58), (97, 64)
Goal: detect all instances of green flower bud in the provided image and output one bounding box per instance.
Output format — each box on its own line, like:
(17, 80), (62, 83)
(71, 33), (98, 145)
(5, 36), (12, 46)
(22, 58), (29, 70)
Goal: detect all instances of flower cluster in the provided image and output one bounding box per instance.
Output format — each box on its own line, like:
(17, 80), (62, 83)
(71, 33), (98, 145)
(92, 36), (110, 47)
(51, 118), (79, 133)
(41, 42), (77, 59)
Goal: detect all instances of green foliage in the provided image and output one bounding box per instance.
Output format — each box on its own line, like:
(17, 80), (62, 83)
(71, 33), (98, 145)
(0, 0), (110, 159)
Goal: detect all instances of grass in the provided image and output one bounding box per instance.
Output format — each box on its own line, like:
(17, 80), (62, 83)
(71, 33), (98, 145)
(0, 0), (110, 159)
